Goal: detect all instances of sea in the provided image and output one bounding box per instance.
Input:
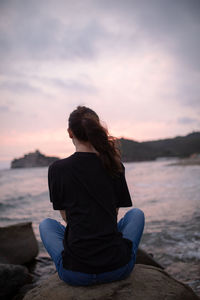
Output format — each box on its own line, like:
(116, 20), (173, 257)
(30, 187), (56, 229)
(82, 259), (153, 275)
(0, 158), (199, 296)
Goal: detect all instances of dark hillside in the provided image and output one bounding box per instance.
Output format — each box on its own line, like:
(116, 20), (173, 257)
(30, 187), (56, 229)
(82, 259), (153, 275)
(119, 132), (200, 162)
(119, 138), (157, 162)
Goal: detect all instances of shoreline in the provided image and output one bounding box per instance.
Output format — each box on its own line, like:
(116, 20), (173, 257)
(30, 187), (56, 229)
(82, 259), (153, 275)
(167, 157), (200, 166)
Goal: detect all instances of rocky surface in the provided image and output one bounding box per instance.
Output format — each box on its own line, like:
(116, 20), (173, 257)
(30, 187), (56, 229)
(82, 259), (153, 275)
(0, 222), (39, 264)
(14, 248), (163, 299)
(136, 248), (164, 269)
(11, 150), (59, 168)
(0, 263), (31, 300)
(23, 264), (199, 300)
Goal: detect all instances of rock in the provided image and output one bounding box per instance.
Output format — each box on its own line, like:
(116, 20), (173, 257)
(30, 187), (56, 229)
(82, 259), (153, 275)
(11, 150), (59, 168)
(0, 263), (32, 300)
(0, 222), (39, 264)
(136, 248), (164, 269)
(23, 264), (199, 300)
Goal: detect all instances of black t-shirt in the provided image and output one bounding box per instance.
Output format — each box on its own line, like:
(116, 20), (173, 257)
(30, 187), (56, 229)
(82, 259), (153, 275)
(48, 152), (133, 274)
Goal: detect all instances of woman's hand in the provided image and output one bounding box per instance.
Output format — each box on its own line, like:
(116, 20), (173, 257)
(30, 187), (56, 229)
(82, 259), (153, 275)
(60, 210), (67, 223)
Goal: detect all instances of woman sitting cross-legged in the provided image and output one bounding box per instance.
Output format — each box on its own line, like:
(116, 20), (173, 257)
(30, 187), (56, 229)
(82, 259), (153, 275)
(39, 105), (145, 286)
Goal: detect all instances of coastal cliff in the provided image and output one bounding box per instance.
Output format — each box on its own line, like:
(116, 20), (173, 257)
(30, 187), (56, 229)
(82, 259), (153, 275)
(11, 150), (59, 168)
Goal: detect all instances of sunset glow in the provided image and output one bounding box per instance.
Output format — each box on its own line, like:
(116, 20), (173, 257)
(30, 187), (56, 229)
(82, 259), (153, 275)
(0, 0), (200, 165)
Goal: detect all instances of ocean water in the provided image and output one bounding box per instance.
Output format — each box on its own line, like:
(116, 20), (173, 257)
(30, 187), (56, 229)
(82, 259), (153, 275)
(0, 159), (200, 295)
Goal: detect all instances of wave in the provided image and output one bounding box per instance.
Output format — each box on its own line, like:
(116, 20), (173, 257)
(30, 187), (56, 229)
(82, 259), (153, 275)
(0, 201), (17, 209)
(0, 195), (29, 208)
(0, 192), (48, 207)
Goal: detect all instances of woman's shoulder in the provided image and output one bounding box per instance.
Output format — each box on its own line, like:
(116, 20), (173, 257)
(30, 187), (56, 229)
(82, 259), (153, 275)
(48, 154), (76, 172)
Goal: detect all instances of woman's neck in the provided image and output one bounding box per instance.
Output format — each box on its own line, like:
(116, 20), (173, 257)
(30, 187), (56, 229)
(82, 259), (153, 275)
(73, 138), (98, 154)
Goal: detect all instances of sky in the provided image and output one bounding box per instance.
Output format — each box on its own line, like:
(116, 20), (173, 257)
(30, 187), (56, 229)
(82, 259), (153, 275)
(0, 0), (200, 165)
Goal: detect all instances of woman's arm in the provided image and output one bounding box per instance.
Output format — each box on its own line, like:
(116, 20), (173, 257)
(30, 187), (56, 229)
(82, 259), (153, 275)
(60, 210), (67, 223)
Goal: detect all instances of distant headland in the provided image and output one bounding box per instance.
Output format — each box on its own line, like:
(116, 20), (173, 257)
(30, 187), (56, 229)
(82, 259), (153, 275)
(119, 131), (200, 162)
(10, 131), (200, 168)
(11, 150), (59, 169)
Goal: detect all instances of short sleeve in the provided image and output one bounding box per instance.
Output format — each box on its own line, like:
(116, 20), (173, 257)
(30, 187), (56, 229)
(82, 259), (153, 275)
(113, 164), (132, 208)
(48, 163), (68, 210)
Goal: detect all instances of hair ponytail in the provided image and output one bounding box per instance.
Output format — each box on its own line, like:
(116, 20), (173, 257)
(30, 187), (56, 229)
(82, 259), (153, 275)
(68, 106), (123, 176)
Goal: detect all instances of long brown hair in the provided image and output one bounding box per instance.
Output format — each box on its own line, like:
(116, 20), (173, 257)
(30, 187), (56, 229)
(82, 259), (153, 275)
(68, 106), (123, 176)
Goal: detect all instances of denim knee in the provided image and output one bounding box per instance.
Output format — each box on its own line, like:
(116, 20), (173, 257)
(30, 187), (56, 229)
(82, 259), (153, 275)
(39, 218), (54, 234)
(128, 208), (145, 220)
(39, 217), (51, 228)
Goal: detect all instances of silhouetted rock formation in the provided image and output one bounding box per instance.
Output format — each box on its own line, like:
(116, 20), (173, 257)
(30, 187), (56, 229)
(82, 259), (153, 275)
(11, 150), (59, 168)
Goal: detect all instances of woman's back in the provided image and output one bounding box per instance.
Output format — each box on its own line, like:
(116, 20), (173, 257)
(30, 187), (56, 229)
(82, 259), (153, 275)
(48, 151), (133, 274)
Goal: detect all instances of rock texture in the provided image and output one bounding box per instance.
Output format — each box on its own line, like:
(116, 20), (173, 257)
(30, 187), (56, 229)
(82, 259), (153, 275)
(11, 150), (59, 168)
(136, 248), (164, 269)
(23, 264), (199, 300)
(0, 263), (31, 300)
(0, 222), (39, 264)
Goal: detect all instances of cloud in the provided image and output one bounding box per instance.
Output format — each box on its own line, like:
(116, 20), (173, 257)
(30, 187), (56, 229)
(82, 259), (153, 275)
(0, 1), (107, 62)
(1, 0), (199, 71)
(0, 80), (42, 94)
(0, 75), (97, 96)
(170, 69), (200, 111)
(0, 0), (200, 162)
(178, 117), (199, 125)
(0, 105), (10, 112)
(96, 0), (200, 70)
(49, 78), (98, 93)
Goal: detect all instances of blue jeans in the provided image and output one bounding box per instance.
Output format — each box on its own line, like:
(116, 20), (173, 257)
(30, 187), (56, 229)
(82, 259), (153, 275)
(39, 208), (145, 286)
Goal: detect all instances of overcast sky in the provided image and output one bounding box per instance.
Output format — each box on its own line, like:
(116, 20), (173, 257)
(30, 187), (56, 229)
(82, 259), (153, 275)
(0, 0), (200, 164)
